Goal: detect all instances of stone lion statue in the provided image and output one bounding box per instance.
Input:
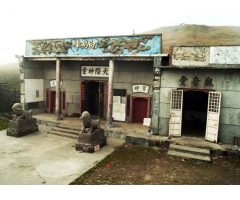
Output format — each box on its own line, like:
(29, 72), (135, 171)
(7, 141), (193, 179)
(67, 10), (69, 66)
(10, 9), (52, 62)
(80, 111), (100, 134)
(12, 103), (33, 121)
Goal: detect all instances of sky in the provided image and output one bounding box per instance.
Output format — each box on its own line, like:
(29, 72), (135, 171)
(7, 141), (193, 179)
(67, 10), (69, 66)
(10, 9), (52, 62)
(0, 0), (240, 67)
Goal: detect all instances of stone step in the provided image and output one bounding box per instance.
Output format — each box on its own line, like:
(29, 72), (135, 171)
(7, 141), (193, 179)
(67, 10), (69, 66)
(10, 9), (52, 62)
(169, 144), (210, 156)
(167, 150), (211, 162)
(47, 130), (78, 139)
(56, 124), (82, 131)
(51, 127), (80, 136)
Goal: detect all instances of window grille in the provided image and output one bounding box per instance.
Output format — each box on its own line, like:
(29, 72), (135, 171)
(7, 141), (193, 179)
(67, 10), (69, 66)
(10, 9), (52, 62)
(208, 92), (220, 113)
(171, 90), (182, 110)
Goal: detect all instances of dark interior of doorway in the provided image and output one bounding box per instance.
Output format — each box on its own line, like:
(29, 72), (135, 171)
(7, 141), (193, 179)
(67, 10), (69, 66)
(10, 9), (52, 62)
(182, 91), (208, 137)
(88, 82), (99, 116)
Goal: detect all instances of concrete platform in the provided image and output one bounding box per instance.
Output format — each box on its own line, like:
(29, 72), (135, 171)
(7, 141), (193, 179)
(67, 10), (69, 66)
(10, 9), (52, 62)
(34, 113), (240, 154)
(0, 125), (124, 185)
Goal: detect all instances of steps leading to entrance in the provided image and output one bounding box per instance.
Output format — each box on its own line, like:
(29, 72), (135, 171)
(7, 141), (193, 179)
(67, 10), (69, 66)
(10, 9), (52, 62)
(47, 124), (81, 140)
(47, 130), (79, 139)
(167, 144), (211, 162)
(56, 124), (82, 131)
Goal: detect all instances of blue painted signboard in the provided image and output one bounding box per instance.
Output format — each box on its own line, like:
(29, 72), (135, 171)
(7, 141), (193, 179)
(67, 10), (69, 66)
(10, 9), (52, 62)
(25, 34), (162, 57)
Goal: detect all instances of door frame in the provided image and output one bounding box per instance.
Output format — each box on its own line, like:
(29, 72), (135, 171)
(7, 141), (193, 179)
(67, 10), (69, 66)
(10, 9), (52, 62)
(80, 80), (105, 118)
(169, 88), (220, 142)
(131, 96), (151, 123)
(46, 88), (65, 113)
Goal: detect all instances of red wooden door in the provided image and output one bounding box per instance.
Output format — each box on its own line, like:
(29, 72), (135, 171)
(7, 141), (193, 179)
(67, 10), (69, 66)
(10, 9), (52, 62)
(50, 91), (56, 113)
(80, 81), (89, 113)
(49, 90), (65, 113)
(98, 82), (104, 118)
(132, 98), (148, 123)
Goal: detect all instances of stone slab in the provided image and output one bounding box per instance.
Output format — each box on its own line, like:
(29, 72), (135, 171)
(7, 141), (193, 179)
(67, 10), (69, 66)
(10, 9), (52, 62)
(167, 150), (211, 162)
(56, 124), (82, 131)
(47, 130), (78, 139)
(7, 118), (38, 138)
(77, 129), (105, 144)
(51, 127), (80, 135)
(169, 144), (210, 155)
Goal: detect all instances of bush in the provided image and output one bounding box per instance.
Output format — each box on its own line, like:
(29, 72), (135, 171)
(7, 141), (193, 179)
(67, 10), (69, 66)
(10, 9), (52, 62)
(0, 86), (20, 112)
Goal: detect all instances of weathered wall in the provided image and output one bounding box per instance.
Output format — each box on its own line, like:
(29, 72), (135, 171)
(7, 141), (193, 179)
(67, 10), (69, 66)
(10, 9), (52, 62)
(23, 59), (153, 120)
(114, 61), (153, 122)
(21, 59), (44, 114)
(158, 68), (240, 144)
(114, 61), (153, 95)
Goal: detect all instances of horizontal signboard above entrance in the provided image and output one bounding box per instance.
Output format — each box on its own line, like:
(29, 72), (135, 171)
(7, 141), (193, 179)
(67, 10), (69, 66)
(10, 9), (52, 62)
(81, 66), (109, 77)
(25, 34), (162, 57)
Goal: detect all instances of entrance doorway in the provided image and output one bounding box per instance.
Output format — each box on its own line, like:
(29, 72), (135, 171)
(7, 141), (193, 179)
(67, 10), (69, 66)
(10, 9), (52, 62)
(80, 81), (104, 118)
(132, 97), (148, 123)
(169, 89), (221, 143)
(46, 89), (66, 113)
(182, 90), (208, 137)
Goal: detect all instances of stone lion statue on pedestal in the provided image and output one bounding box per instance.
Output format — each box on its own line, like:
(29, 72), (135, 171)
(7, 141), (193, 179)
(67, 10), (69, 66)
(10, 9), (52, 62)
(80, 111), (100, 134)
(12, 103), (33, 121)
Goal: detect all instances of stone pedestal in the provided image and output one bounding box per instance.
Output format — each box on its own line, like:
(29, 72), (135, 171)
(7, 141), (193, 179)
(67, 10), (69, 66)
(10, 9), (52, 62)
(7, 118), (38, 137)
(75, 129), (107, 153)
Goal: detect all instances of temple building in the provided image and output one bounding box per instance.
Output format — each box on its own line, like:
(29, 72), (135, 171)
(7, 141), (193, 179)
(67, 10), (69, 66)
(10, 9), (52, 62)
(17, 34), (240, 145)
(18, 34), (166, 127)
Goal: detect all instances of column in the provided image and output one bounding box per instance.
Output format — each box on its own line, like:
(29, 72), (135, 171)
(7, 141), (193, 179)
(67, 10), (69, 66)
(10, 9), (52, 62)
(55, 58), (61, 120)
(151, 56), (162, 134)
(106, 60), (114, 128)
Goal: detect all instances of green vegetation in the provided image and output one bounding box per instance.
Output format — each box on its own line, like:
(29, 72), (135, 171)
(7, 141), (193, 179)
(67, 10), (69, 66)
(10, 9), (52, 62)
(0, 86), (20, 112)
(144, 24), (240, 53)
(0, 119), (9, 131)
(0, 63), (20, 113)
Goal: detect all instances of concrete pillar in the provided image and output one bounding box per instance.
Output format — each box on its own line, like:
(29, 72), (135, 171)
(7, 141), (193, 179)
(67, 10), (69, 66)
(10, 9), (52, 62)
(55, 58), (61, 120)
(106, 60), (114, 128)
(18, 56), (26, 110)
(151, 57), (162, 134)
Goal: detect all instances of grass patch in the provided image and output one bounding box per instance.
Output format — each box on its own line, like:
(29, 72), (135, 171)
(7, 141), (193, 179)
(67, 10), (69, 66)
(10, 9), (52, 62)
(0, 119), (9, 131)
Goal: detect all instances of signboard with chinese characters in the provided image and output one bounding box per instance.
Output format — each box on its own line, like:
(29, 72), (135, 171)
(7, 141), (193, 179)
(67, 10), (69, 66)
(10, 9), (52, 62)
(210, 46), (240, 64)
(25, 34), (162, 57)
(81, 66), (109, 77)
(50, 80), (63, 88)
(132, 84), (150, 94)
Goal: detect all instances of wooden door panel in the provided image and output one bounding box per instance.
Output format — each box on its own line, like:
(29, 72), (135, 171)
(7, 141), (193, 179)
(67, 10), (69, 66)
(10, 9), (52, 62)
(205, 92), (221, 143)
(169, 90), (183, 136)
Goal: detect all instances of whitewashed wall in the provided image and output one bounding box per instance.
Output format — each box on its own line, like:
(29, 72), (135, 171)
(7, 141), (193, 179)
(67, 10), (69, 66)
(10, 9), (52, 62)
(25, 79), (44, 103)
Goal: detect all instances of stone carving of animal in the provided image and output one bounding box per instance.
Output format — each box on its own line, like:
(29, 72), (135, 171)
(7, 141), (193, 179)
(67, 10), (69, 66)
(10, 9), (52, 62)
(12, 103), (33, 121)
(80, 111), (100, 134)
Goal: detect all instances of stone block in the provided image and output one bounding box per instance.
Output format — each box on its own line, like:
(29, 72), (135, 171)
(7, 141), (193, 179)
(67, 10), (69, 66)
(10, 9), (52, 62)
(75, 129), (107, 153)
(7, 118), (38, 137)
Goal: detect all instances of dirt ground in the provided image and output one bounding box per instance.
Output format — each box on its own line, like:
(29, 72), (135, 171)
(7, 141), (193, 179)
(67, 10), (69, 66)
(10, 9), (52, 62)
(70, 143), (240, 185)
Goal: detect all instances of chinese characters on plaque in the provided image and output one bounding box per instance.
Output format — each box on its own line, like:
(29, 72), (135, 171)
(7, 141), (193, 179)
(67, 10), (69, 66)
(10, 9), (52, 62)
(81, 66), (109, 77)
(132, 84), (150, 94)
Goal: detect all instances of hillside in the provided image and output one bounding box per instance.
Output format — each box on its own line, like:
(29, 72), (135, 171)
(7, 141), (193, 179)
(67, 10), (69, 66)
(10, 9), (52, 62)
(0, 62), (19, 84)
(143, 24), (240, 53)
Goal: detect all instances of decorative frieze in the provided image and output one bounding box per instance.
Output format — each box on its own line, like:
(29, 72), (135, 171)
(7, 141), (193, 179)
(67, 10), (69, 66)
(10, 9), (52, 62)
(172, 47), (210, 66)
(25, 35), (162, 57)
